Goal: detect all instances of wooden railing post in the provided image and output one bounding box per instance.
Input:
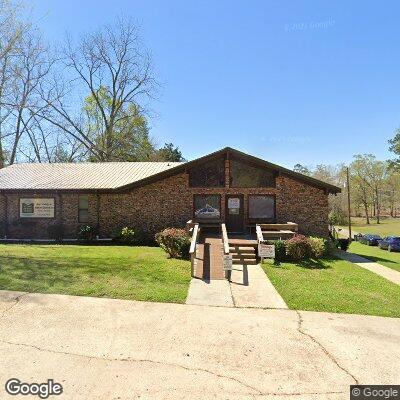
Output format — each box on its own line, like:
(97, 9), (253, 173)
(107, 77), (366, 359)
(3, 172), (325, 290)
(189, 223), (200, 278)
(221, 223), (232, 280)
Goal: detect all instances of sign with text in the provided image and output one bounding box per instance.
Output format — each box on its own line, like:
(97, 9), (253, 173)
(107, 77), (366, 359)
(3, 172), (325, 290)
(258, 243), (275, 258)
(20, 198), (55, 218)
(228, 198), (240, 209)
(223, 254), (233, 271)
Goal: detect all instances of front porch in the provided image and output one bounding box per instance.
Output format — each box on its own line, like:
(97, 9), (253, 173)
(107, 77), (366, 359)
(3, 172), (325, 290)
(187, 221), (298, 282)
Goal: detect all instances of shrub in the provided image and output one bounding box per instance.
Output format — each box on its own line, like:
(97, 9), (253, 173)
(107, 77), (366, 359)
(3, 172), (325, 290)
(285, 234), (311, 261)
(78, 225), (97, 242)
(337, 238), (350, 251)
(48, 223), (64, 242)
(274, 240), (287, 262)
(328, 209), (347, 226)
(155, 228), (190, 259)
(111, 226), (135, 245)
(308, 236), (328, 259)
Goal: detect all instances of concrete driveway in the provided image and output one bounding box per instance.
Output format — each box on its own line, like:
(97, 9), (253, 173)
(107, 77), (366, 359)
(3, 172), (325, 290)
(0, 290), (399, 399)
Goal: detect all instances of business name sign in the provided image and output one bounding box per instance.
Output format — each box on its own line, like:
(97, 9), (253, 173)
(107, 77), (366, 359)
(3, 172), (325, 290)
(20, 198), (55, 218)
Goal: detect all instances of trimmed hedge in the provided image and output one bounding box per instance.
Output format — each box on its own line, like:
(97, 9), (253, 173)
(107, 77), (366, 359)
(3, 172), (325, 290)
(155, 228), (191, 259)
(285, 234), (312, 261)
(273, 235), (331, 262)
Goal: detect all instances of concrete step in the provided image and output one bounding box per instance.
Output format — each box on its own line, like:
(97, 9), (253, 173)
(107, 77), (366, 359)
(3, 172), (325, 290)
(232, 258), (258, 265)
(229, 251), (257, 257)
(232, 253), (257, 260)
(228, 239), (257, 247)
(229, 247), (256, 254)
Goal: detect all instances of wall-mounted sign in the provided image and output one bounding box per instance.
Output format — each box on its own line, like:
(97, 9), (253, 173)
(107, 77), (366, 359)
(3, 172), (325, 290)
(228, 198), (240, 209)
(258, 243), (275, 259)
(20, 198), (55, 218)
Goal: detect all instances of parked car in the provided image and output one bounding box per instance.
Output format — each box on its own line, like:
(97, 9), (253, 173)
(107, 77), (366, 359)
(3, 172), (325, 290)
(358, 234), (382, 246)
(378, 236), (400, 252)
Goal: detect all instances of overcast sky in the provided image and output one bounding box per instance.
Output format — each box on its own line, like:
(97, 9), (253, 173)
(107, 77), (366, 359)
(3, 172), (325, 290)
(27, 0), (400, 168)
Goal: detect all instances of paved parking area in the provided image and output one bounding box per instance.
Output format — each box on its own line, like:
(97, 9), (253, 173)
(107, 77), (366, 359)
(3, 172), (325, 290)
(1, 290), (399, 399)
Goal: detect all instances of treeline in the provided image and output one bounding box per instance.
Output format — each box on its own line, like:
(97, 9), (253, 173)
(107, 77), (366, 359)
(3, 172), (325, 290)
(0, 0), (184, 166)
(294, 152), (400, 225)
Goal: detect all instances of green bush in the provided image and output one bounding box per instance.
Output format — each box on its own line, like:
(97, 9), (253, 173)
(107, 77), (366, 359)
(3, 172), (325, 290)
(111, 226), (136, 245)
(78, 225), (97, 242)
(274, 240), (287, 262)
(155, 228), (190, 259)
(338, 238), (350, 251)
(328, 209), (347, 226)
(48, 223), (64, 242)
(308, 236), (328, 258)
(285, 234), (312, 261)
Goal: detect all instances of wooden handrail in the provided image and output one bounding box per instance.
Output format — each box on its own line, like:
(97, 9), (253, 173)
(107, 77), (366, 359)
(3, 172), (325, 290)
(189, 223), (200, 278)
(186, 220), (195, 233)
(189, 223), (200, 255)
(221, 223), (229, 255)
(256, 224), (264, 243)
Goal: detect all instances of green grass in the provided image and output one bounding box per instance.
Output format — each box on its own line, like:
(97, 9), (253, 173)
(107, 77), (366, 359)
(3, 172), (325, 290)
(262, 257), (400, 318)
(340, 217), (400, 236)
(348, 242), (400, 273)
(0, 244), (191, 303)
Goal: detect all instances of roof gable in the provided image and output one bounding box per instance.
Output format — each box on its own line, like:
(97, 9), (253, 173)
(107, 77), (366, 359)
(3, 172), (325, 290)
(118, 147), (341, 193)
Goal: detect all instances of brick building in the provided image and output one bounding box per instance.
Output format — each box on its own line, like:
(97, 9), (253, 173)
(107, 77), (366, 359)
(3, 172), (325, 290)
(0, 147), (340, 240)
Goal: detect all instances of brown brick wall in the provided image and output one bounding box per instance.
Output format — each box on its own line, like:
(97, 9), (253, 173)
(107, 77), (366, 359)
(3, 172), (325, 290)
(276, 175), (329, 236)
(0, 170), (330, 239)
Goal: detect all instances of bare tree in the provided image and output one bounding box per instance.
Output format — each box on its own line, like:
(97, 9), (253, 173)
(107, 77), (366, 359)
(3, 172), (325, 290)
(6, 31), (53, 164)
(0, 0), (28, 167)
(41, 17), (156, 161)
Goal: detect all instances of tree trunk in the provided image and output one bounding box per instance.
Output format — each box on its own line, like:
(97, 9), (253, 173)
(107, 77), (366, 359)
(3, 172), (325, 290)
(363, 201), (370, 224)
(375, 187), (380, 224)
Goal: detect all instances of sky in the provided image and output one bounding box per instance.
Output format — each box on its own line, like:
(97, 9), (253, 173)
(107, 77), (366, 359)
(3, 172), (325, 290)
(26, 0), (400, 168)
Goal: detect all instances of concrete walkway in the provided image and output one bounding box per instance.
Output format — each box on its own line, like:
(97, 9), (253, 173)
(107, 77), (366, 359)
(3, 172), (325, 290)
(186, 263), (288, 309)
(186, 279), (234, 307)
(230, 264), (288, 308)
(1, 290), (399, 399)
(335, 249), (400, 285)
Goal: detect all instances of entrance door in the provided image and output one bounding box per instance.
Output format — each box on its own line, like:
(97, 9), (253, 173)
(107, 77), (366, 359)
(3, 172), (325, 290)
(225, 194), (244, 233)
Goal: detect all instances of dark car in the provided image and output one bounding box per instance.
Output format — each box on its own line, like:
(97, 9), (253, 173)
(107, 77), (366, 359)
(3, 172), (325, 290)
(378, 236), (400, 252)
(358, 234), (382, 246)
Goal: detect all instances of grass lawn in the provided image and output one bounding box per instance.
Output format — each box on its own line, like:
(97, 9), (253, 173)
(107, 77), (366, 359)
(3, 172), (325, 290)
(339, 217), (400, 236)
(348, 242), (400, 273)
(262, 257), (400, 318)
(0, 244), (191, 303)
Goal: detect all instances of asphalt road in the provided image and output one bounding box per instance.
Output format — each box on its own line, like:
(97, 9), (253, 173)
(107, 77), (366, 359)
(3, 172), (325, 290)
(0, 290), (399, 399)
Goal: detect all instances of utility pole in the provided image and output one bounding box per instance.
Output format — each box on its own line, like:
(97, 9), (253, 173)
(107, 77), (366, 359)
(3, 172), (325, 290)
(346, 167), (352, 241)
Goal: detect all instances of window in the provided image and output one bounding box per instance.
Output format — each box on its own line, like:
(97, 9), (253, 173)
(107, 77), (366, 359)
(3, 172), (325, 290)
(189, 158), (225, 187)
(78, 195), (89, 223)
(230, 159), (275, 188)
(194, 195), (221, 220)
(248, 195), (275, 220)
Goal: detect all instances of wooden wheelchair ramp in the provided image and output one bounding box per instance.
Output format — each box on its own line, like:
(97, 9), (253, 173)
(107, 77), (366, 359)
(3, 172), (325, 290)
(193, 235), (225, 280)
